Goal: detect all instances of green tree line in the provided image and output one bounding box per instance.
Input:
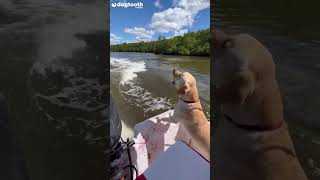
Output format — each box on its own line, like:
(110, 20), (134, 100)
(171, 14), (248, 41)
(111, 29), (210, 56)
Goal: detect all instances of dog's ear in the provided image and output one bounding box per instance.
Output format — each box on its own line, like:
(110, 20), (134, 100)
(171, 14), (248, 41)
(214, 70), (255, 104)
(213, 30), (232, 48)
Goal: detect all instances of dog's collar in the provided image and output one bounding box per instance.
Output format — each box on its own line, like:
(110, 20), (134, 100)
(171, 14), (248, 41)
(179, 98), (198, 104)
(224, 114), (283, 131)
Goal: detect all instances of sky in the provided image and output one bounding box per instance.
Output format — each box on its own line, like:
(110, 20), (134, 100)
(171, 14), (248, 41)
(110, 0), (210, 44)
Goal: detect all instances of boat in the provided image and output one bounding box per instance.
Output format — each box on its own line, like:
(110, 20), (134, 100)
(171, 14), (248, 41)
(110, 98), (210, 180)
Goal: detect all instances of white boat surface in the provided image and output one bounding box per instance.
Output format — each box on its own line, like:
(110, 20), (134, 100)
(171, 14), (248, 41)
(129, 110), (209, 179)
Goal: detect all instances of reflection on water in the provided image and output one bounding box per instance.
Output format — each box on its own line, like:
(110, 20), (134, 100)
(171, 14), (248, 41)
(0, 1), (107, 180)
(111, 52), (210, 139)
(214, 0), (320, 179)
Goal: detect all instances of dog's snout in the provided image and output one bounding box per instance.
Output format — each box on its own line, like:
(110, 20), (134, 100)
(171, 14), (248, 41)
(173, 69), (180, 76)
(171, 80), (175, 85)
(173, 69), (176, 74)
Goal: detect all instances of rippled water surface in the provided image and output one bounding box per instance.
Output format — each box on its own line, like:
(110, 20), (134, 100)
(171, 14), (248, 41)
(0, 1), (107, 179)
(214, 0), (320, 179)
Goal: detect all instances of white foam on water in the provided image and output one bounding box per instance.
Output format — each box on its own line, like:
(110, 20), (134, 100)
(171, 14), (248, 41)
(30, 59), (107, 145)
(35, 3), (106, 63)
(121, 120), (134, 140)
(120, 81), (173, 113)
(110, 57), (146, 85)
(111, 56), (173, 114)
(31, 61), (107, 112)
(31, 60), (75, 77)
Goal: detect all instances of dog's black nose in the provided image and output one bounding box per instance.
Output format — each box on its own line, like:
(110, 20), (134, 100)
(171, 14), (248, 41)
(171, 81), (175, 85)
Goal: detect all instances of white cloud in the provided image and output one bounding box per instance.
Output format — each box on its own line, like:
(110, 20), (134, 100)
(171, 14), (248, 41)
(174, 29), (188, 36)
(150, 8), (193, 33)
(173, 0), (209, 12)
(124, 27), (154, 41)
(150, 0), (209, 33)
(154, 0), (162, 8)
(110, 33), (122, 44)
(135, 37), (151, 42)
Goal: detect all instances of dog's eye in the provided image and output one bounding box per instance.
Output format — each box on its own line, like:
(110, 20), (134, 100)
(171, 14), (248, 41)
(223, 39), (233, 48)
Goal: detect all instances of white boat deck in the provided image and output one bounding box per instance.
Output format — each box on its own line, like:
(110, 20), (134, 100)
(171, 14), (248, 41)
(130, 110), (209, 178)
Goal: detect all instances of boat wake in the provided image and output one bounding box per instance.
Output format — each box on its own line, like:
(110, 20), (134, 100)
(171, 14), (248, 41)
(29, 58), (107, 148)
(111, 57), (173, 114)
(111, 57), (145, 85)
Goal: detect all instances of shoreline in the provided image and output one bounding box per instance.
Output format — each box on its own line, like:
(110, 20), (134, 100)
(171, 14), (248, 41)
(110, 51), (210, 57)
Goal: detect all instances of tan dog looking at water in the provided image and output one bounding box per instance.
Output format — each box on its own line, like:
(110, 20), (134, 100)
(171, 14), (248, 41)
(172, 69), (210, 161)
(213, 30), (307, 180)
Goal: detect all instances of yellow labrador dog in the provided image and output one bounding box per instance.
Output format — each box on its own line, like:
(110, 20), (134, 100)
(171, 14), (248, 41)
(172, 69), (210, 161)
(213, 30), (307, 180)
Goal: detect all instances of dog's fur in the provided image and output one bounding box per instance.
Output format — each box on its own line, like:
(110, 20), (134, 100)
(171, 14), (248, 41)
(213, 30), (307, 180)
(172, 69), (210, 160)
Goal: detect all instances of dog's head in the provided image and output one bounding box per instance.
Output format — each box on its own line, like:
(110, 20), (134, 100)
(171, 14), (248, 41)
(213, 30), (276, 105)
(172, 69), (198, 100)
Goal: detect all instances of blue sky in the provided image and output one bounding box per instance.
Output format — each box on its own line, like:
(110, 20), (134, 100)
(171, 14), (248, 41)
(110, 0), (210, 44)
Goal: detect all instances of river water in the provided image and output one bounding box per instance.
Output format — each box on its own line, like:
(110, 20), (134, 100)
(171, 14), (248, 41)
(214, 0), (320, 179)
(110, 52), (210, 139)
(0, 1), (107, 180)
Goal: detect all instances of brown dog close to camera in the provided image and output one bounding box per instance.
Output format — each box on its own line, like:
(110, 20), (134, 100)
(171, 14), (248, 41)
(172, 69), (210, 161)
(213, 30), (307, 180)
